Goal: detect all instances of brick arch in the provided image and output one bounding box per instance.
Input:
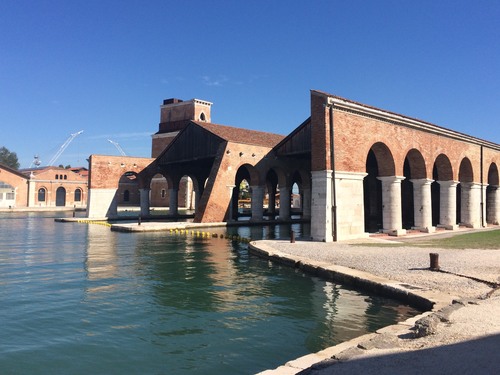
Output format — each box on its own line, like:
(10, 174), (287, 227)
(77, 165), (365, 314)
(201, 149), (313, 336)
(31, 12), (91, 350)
(369, 142), (395, 177)
(458, 157), (474, 183)
(404, 149), (427, 179)
(488, 163), (499, 185)
(235, 163), (260, 186)
(433, 154), (453, 181)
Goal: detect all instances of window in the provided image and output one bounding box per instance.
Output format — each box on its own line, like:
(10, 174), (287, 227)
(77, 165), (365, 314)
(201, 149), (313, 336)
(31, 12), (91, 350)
(6, 192), (14, 200)
(55, 175), (59, 180)
(74, 188), (82, 202)
(161, 189), (166, 198)
(124, 190), (130, 202)
(64, 175), (67, 180)
(38, 188), (46, 202)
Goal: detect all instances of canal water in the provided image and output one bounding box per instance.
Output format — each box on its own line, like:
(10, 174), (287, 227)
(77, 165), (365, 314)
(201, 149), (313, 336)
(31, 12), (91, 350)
(0, 212), (420, 374)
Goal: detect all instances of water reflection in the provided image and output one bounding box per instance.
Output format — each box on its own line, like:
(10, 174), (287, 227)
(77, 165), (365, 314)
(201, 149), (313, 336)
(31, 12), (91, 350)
(0, 213), (420, 375)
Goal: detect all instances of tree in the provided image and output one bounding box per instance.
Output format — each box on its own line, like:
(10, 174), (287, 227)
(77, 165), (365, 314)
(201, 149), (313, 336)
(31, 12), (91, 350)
(0, 146), (20, 170)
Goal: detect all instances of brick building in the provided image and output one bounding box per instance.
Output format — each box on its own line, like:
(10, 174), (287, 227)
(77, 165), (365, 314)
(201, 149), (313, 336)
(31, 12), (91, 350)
(0, 164), (88, 209)
(87, 90), (500, 241)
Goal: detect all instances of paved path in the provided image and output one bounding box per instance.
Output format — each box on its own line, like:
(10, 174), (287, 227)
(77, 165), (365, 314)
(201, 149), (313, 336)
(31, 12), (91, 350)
(252, 233), (500, 375)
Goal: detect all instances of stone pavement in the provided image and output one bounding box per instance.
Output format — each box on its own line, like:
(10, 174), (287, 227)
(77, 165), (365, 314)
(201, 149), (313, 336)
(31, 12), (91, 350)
(252, 235), (500, 375)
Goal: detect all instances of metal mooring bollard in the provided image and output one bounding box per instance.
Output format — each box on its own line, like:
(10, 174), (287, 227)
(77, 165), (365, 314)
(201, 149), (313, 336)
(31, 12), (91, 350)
(429, 253), (440, 270)
(290, 230), (295, 243)
(138, 216), (142, 226)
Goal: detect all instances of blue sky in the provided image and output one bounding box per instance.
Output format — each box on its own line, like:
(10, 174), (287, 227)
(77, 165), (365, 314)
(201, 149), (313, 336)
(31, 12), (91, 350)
(1, 0), (499, 168)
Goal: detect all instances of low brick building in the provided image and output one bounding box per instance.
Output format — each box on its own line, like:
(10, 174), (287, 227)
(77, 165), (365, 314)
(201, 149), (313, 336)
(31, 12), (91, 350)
(0, 164), (88, 209)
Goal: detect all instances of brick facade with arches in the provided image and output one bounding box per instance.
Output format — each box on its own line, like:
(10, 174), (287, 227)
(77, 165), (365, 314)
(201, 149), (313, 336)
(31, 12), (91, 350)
(86, 91), (500, 241)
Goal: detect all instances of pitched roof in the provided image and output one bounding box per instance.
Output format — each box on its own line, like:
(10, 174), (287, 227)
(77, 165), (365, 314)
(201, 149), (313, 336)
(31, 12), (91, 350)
(192, 121), (285, 148)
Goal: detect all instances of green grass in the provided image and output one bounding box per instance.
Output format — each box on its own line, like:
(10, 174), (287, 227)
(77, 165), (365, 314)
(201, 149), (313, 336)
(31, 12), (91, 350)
(352, 229), (500, 249)
(410, 229), (500, 249)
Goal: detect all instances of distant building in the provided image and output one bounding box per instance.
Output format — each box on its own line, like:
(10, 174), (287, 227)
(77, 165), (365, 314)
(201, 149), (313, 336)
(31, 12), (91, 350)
(0, 164), (88, 209)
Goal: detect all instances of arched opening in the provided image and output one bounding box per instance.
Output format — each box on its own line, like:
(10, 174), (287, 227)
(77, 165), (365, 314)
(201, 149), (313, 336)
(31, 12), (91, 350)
(364, 143), (394, 233)
(117, 172), (139, 216)
(401, 158), (414, 229)
(0, 181), (16, 208)
(486, 163), (499, 225)
(290, 170), (303, 217)
(402, 149), (427, 230)
(150, 173), (169, 213)
(74, 188), (82, 202)
(56, 187), (66, 206)
(233, 165), (258, 221)
(432, 154), (454, 227)
(38, 187), (46, 202)
(178, 175), (195, 213)
(458, 157), (474, 225)
(265, 169), (279, 219)
(364, 150), (382, 232)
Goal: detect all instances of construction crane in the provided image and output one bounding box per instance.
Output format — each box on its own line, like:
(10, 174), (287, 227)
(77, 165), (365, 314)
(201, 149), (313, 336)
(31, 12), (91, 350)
(107, 139), (126, 156)
(48, 130), (84, 166)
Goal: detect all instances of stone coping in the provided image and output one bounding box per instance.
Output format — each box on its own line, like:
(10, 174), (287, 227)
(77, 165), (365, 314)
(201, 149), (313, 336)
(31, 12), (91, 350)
(248, 241), (459, 375)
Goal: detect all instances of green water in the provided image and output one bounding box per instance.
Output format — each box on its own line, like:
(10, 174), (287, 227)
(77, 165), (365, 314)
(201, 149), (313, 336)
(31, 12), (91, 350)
(0, 212), (419, 374)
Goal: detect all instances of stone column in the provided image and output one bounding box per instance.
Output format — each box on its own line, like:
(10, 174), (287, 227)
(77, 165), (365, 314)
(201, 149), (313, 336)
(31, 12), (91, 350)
(310, 170), (333, 242)
(139, 188), (150, 217)
(279, 185), (291, 220)
(267, 188), (276, 217)
(193, 189), (201, 213)
(460, 182), (482, 228)
(169, 188), (178, 216)
(227, 185), (236, 221)
(377, 176), (406, 236)
(437, 180), (459, 230)
(486, 185), (499, 225)
(250, 185), (264, 221)
(302, 186), (311, 219)
(410, 178), (435, 233)
(27, 174), (36, 207)
(335, 171), (368, 240)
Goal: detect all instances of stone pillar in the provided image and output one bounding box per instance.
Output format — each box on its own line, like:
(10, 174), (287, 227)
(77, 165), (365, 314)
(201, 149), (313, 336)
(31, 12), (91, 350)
(410, 178), (435, 233)
(335, 171), (368, 240)
(250, 185), (264, 221)
(87, 188), (118, 218)
(267, 188), (276, 217)
(194, 189), (201, 213)
(311, 170), (333, 242)
(460, 182), (482, 228)
(302, 186), (311, 219)
(437, 180), (459, 230)
(27, 174), (36, 207)
(279, 185), (291, 220)
(227, 185), (236, 221)
(377, 176), (406, 236)
(169, 188), (178, 216)
(139, 188), (150, 217)
(486, 185), (499, 225)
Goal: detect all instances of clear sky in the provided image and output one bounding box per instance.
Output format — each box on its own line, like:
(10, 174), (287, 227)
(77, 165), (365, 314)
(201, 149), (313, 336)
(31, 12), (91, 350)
(1, 0), (499, 169)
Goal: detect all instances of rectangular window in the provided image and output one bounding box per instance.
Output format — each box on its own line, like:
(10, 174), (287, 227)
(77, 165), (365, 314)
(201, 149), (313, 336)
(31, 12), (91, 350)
(6, 192), (15, 200)
(161, 189), (166, 198)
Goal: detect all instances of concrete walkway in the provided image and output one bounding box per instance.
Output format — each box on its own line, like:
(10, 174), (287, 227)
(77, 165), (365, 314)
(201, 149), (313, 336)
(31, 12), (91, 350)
(251, 235), (500, 375)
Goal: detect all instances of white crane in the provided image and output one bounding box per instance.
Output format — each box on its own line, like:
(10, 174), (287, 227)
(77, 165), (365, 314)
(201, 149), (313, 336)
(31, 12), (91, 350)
(107, 139), (126, 156)
(48, 130), (84, 166)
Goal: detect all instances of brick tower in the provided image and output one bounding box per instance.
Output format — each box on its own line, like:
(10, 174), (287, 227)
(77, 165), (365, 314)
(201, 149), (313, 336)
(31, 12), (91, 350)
(151, 98), (212, 158)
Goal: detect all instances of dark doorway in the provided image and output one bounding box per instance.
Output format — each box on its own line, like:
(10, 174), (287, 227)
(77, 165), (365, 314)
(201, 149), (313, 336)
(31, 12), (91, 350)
(364, 150), (382, 233)
(56, 187), (66, 207)
(401, 158), (414, 229)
